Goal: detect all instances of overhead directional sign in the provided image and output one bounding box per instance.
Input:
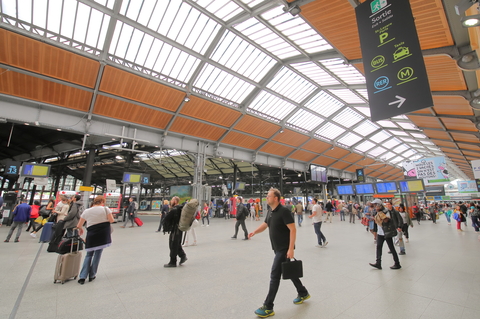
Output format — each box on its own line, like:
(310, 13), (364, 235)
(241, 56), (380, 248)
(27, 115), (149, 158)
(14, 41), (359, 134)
(355, 0), (433, 121)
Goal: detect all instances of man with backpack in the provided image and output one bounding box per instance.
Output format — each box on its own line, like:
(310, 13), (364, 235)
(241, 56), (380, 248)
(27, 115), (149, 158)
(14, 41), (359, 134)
(231, 196), (249, 240)
(163, 196), (187, 268)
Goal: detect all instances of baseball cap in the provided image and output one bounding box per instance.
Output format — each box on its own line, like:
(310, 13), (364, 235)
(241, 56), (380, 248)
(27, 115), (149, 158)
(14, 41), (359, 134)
(372, 199), (383, 205)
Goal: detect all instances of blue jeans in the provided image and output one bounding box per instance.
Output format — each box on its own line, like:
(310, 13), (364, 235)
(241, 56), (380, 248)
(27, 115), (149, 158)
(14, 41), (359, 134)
(445, 214), (451, 223)
(264, 250), (308, 310)
(340, 211), (345, 221)
(80, 249), (103, 280)
(297, 214), (303, 226)
(313, 222), (326, 245)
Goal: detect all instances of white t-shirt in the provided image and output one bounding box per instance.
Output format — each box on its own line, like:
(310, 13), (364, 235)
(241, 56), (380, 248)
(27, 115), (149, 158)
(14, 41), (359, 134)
(81, 206), (112, 228)
(312, 204), (323, 223)
(376, 211), (391, 236)
(399, 211), (406, 224)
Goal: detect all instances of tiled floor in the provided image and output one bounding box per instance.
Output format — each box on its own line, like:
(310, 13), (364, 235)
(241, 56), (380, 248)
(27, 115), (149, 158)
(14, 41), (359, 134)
(1, 214), (479, 319)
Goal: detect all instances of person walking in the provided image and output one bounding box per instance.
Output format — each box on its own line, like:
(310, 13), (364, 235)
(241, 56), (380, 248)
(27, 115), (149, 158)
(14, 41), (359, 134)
(412, 203), (421, 225)
(325, 200), (333, 223)
(201, 202), (210, 226)
(156, 200), (169, 233)
(163, 196), (187, 267)
(75, 196), (114, 284)
(443, 203), (452, 225)
(4, 199), (31, 243)
(231, 197), (249, 240)
(295, 201), (304, 227)
(120, 197), (136, 228)
(249, 188), (310, 318)
(397, 204), (412, 245)
(309, 198), (327, 247)
(348, 201), (356, 224)
(453, 205), (465, 232)
(469, 202), (480, 232)
(26, 200), (40, 233)
(369, 200), (402, 270)
(428, 203), (437, 224)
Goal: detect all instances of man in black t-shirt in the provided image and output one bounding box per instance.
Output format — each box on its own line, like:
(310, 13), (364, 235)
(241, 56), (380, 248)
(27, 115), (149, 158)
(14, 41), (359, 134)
(249, 188), (309, 318)
(231, 197), (249, 240)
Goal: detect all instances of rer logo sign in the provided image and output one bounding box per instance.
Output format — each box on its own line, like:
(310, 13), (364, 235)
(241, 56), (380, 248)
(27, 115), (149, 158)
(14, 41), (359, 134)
(356, 0), (433, 121)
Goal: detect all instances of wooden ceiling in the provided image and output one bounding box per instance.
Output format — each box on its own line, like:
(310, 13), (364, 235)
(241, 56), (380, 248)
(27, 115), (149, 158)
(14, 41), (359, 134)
(1, 0), (479, 182)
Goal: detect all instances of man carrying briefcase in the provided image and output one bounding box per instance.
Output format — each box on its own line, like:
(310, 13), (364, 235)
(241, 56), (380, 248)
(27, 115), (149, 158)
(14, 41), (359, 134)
(249, 188), (310, 318)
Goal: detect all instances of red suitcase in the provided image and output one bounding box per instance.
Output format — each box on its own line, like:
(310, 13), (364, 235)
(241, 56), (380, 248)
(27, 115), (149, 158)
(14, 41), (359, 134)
(134, 217), (143, 226)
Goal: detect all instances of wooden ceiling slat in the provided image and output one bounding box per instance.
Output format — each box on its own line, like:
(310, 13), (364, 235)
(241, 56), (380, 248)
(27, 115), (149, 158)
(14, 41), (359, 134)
(259, 142), (295, 157)
(441, 118), (477, 132)
(170, 117), (226, 141)
(234, 115), (280, 139)
(329, 161), (350, 170)
(94, 95), (172, 129)
(289, 150), (317, 162)
(433, 140), (457, 148)
(431, 96), (473, 116)
(273, 129), (310, 147)
(424, 56), (467, 91)
(100, 66), (184, 112)
(302, 139), (332, 154)
(408, 115), (443, 129)
(450, 132), (480, 143)
(180, 97), (241, 127)
(0, 68), (91, 111)
(222, 131), (265, 150)
(457, 143), (480, 151)
(423, 130), (451, 140)
(0, 29), (99, 88)
(342, 153), (364, 163)
(322, 148), (350, 159)
(312, 156), (336, 167)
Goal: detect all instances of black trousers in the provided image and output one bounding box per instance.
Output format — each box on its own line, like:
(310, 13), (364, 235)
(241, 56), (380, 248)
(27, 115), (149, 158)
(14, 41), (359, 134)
(376, 235), (399, 266)
(233, 219), (248, 239)
(168, 229), (186, 265)
(264, 250), (308, 310)
(157, 214), (165, 231)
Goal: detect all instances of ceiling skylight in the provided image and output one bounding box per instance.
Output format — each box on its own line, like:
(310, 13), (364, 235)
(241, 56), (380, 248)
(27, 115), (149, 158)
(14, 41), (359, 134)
(248, 91), (297, 121)
(305, 91), (344, 117)
(267, 67), (317, 103)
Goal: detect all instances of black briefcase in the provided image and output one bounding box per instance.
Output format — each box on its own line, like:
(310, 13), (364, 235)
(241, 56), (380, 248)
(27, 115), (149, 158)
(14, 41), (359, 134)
(281, 258), (303, 280)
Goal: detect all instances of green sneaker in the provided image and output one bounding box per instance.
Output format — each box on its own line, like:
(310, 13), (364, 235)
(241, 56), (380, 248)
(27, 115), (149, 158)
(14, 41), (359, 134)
(254, 305), (275, 317)
(293, 293), (310, 304)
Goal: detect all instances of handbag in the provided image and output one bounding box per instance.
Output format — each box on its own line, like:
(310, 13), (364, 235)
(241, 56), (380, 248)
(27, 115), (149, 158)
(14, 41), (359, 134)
(281, 258), (303, 280)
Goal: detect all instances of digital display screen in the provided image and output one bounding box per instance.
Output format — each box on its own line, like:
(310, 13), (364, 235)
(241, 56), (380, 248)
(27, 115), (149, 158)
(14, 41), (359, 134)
(354, 183), (375, 194)
(399, 179), (425, 193)
(141, 174), (150, 184)
(122, 172), (142, 183)
(310, 165), (327, 183)
(336, 185), (355, 195)
(235, 182), (245, 190)
(375, 182), (398, 194)
(21, 163), (51, 177)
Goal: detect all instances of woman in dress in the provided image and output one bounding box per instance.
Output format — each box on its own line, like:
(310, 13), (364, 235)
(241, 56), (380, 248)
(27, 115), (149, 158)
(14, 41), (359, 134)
(76, 196), (114, 284)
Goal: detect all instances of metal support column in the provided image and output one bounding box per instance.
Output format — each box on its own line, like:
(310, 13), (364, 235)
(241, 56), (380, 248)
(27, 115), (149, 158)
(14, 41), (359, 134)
(192, 141), (206, 201)
(83, 148), (96, 186)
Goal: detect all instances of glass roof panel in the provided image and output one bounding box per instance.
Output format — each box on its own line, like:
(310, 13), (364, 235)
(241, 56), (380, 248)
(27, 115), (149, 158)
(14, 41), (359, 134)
(319, 59), (366, 85)
(338, 132), (363, 147)
(332, 107), (364, 126)
(376, 120), (398, 128)
(381, 152), (396, 160)
(211, 31), (277, 82)
(355, 140), (376, 153)
(410, 133), (427, 139)
(240, 0), (264, 7)
(193, 0), (244, 21)
(262, 7), (332, 54)
(389, 130), (408, 136)
(390, 156), (405, 164)
(354, 106), (371, 117)
(290, 62), (340, 86)
(287, 109), (324, 133)
(422, 141), (434, 145)
(316, 122), (345, 140)
(353, 120), (379, 136)
(328, 89), (365, 104)
(403, 149), (416, 157)
(356, 89), (369, 100)
(248, 91), (297, 121)
(393, 144), (409, 153)
(401, 137), (416, 143)
(383, 138), (400, 149)
(370, 131), (392, 143)
(305, 91), (344, 117)
(368, 146), (387, 157)
(399, 122), (419, 130)
(234, 17), (301, 59)
(267, 67), (317, 103)
(194, 64), (256, 103)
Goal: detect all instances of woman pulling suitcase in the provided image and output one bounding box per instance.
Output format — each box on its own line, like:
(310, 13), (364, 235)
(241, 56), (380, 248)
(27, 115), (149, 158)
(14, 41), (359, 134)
(75, 196), (114, 285)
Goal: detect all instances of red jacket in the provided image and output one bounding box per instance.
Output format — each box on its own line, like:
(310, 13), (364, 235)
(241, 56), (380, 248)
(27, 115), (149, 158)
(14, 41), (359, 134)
(30, 205), (40, 219)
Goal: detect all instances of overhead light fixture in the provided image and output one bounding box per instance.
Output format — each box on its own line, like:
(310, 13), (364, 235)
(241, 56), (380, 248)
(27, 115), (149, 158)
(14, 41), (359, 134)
(57, 128), (62, 131)
(469, 97), (480, 109)
(283, 4), (301, 16)
(298, 173), (301, 177)
(461, 14), (480, 27)
(457, 51), (480, 70)
(0, 118), (7, 123)
(279, 129), (284, 133)
(455, 0), (478, 16)
(184, 96), (190, 102)
(24, 123), (29, 126)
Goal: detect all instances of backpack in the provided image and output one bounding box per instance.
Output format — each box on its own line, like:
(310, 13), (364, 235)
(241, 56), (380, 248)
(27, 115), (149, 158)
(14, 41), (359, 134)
(178, 199), (199, 232)
(39, 205), (50, 218)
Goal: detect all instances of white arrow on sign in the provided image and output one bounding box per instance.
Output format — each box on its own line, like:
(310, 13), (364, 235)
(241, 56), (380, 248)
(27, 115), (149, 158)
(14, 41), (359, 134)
(388, 95), (406, 108)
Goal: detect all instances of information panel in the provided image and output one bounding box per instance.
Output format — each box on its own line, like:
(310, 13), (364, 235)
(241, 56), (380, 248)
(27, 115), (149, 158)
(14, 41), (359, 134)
(336, 185), (355, 195)
(355, 0), (433, 121)
(399, 179), (425, 193)
(375, 181), (398, 193)
(354, 183), (375, 194)
(21, 163), (51, 177)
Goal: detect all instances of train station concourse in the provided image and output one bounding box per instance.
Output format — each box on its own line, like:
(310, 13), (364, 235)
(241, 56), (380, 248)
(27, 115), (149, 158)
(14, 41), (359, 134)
(1, 0), (480, 318)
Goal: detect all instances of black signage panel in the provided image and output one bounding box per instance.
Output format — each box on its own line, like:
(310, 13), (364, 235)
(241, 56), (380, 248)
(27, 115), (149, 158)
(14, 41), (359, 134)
(3, 160), (21, 176)
(355, 0), (433, 121)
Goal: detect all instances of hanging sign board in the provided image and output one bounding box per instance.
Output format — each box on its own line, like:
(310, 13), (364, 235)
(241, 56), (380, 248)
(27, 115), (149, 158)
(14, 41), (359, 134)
(355, 0), (433, 121)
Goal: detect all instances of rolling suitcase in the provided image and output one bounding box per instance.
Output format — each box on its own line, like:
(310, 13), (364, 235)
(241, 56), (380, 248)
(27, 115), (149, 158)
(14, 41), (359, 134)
(54, 231), (83, 284)
(134, 217), (143, 226)
(39, 222), (54, 243)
